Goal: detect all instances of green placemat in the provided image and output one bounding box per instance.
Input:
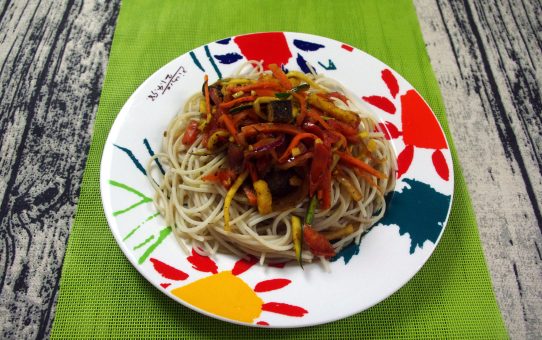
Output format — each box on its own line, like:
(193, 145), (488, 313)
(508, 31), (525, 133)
(51, 0), (507, 338)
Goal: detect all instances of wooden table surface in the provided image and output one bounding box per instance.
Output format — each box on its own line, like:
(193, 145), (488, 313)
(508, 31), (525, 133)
(0, 0), (540, 338)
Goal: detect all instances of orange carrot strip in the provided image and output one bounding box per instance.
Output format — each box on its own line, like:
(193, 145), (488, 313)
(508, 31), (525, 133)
(232, 112), (249, 127)
(219, 95), (256, 110)
(222, 114), (241, 144)
(336, 151), (386, 179)
(306, 109), (331, 130)
(306, 109), (348, 148)
(353, 168), (383, 193)
(268, 64), (292, 90)
(230, 81), (281, 93)
(204, 75), (211, 122)
(253, 89), (277, 97)
(278, 133), (318, 162)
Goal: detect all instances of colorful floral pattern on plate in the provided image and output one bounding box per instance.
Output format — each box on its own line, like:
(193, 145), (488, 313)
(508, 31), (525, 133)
(100, 32), (454, 327)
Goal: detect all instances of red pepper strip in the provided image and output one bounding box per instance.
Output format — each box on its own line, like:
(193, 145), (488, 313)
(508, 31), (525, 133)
(246, 162), (259, 182)
(303, 225), (335, 258)
(319, 91), (349, 104)
(327, 119), (360, 144)
(232, 112), (249, 127)
(230, 81), (281, 93)
(241, 123), (304, 137)
(321, 164), (332, 209)
(328, 130), (347, 149)
(327, 119), (358, 137)
(305, 113), (348, 148)
(330, 91), (349, 104)
(182, 120), (200, 146)
(269, 149), (279, 161)
(294, 93), (307, 126)
(219, 95), (256, 110)
(209, 89), (224, 116)
(221, 114), (242, 144)
(252, 137), (276, 149)
(278, 133), (318, 163)
(246, 135), (285, 159)
(276, 151), (313, 170)
(309, 141), (331, 197)
(302, 122), (325, 139)
(322, 130), (339, 145)
(306, 109), (331, 130)
(268, 64), (292, 90)
(336, 151), (386, 179)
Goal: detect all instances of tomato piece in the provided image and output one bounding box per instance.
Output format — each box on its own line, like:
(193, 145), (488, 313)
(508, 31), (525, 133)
(182, 120), (200, 145)
(243, 186), (258, 206)
(303, 225), (335, 258)
(202, 169), (237, 189)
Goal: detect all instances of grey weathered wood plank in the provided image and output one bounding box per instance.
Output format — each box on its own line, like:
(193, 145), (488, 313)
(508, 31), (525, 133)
(0, 0), (120, 338)
(414, 0), (542, 339)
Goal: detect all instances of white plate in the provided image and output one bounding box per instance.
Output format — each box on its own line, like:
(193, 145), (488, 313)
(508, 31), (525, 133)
(100, 32), (454, 327)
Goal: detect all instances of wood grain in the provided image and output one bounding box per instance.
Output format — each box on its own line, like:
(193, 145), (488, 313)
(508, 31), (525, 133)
(414, 0), (542, 338)
(0, 0), (120, 338)
(0, 0), (540, 338)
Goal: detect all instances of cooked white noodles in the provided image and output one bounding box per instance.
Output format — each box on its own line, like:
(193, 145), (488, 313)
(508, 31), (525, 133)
(147, 61), (396, 264)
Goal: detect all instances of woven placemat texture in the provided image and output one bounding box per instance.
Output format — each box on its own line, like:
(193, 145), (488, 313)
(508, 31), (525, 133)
(51, 0), (507, 338)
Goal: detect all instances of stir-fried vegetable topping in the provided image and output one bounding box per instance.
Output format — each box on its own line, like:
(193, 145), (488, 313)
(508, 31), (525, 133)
(185, 66), (390, 259)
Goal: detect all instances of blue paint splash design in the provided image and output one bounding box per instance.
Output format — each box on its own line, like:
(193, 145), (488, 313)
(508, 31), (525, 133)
(204, 45), (222, 79)
(143, 138), (165, 175)
(216, 38), (231, 45)
(214, 53), (243, 64)
(332, 241), (360, 264)
(333, 178), (451, 264)
(296, 53), (312, 74)
(113, 144), (146, 176)
(189, 51), (204, 72)
(318, 59), (336, 70)
(293, 39), (325, 51)
(379, 179), (450, 254)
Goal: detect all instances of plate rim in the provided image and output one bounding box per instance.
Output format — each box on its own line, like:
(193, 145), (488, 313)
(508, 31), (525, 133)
(99, 31), (455, 328)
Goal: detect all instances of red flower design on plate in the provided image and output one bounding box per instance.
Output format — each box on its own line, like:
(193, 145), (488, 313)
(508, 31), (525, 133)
(364, 69), (449, 181)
